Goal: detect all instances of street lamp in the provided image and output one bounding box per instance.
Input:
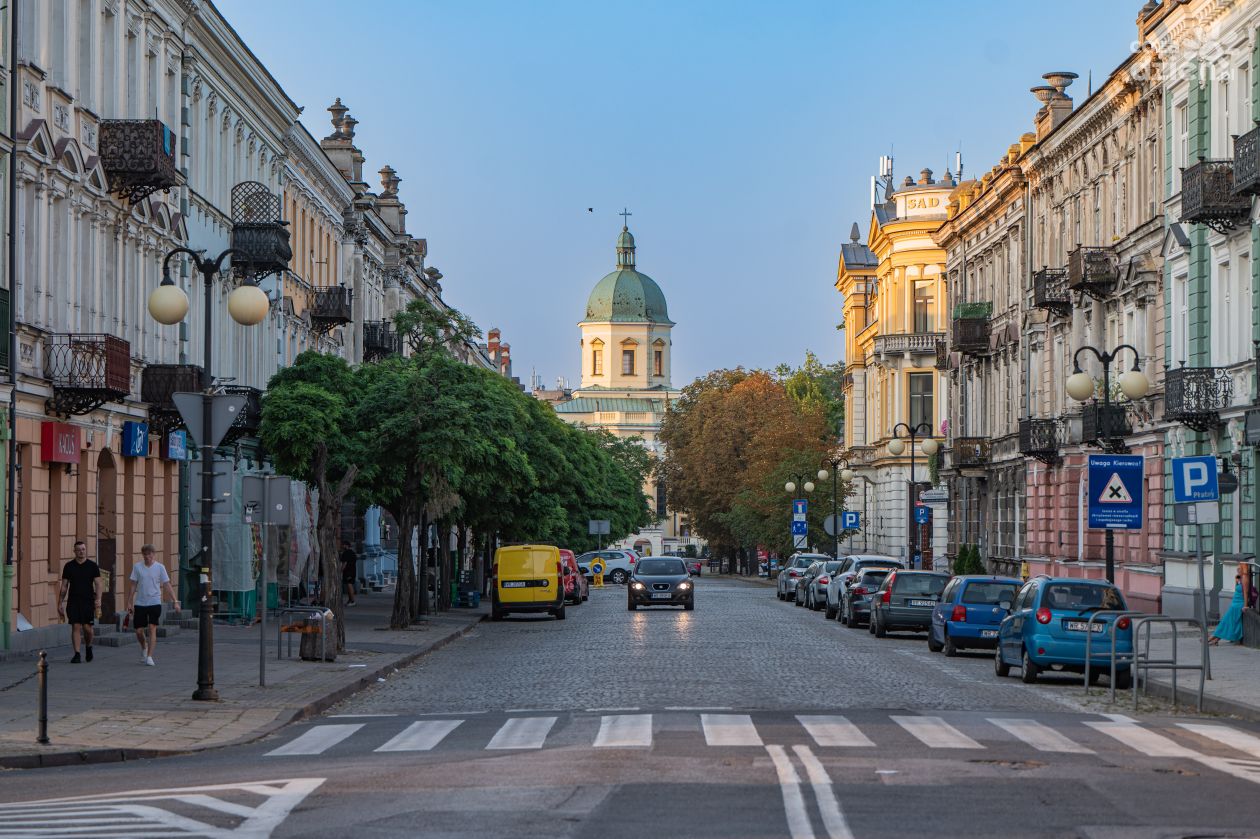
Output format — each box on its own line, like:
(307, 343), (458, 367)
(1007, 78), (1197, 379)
(149, 247), (269, 701)
(818, 457), (853, 558)
(783, 474), (817, 565)
(887, 423), (940, 568)
(1066, 343), (1150, 583)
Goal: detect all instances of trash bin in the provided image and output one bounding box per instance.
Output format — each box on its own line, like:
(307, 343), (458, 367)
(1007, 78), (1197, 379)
(299, 609), (336, 662)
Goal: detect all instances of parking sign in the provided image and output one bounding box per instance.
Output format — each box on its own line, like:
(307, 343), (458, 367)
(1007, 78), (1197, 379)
(1172, 456), (1218, 503)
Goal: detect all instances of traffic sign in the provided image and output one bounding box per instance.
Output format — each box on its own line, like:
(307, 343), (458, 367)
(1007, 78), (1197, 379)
(791, 520), (808, 536)
(1174, 501), (1220, 526)
(842, 511), (860, 530)
(174, 393), (248, 450)
(1172, 456), (1218, 503)
(1087, 454), (1144, 529)
(589, 559), (605, 574)
(242, 475), (292, 526)
(588, 519), (611, 535)
(914, 505), (931, 525)
(792, 535), (808, 550)
(792, 499), (808, 518)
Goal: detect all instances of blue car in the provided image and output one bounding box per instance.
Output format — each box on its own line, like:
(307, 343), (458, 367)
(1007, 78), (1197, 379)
(994, 577), (1134, 687)
(927, 575), (1022, 656)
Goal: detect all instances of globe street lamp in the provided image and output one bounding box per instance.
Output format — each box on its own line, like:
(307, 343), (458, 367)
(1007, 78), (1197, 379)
(783, 474), (817, 566)
(818, 457), (854, 558)
(887, 423), (940, 568)
(150, 247), (269, 701)
(1066, 343), (1149, 583)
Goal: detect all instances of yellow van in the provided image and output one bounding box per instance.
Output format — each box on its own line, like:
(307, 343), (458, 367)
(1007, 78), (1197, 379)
(491, 545), (566, 621)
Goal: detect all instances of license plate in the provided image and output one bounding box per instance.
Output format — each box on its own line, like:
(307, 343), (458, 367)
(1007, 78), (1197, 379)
(502, 581), (526, 588)
(981, 630), (998, 638)
(1065, 620), (1105, 632)
(909, 599), (936, 607)
(651, 592), (672, 600)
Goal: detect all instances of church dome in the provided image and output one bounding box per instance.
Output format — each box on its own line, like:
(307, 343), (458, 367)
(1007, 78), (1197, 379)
(584, 226), (673, 324)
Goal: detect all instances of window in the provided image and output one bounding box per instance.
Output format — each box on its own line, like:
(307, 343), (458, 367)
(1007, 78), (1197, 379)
(913, 280), (933, 333)
(592, 349), (603, 376)
(1175, 102), (1189, 190)
(653, 349), (663, 376)
(1172, 274), (1189, 365)
(622, 349), (635, 375)
(908, 373), (933, 430)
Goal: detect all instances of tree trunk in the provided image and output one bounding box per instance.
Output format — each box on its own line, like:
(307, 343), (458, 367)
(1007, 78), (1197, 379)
(389, 504), (415, 629)
(416, 511), (430, 618)
(437, 519), (452, 611)
(312, 444), (358, 651)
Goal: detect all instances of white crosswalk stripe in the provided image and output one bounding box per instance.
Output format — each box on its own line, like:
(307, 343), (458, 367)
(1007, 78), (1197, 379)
(701, 713), (763, 746)
(594, 714), (653, 748)
(797, 715), (874, 748)
(1086, 721), (1200, 757)
(266, 724), (363, 757)
(891, 715), (983, 749)
(1176, 723), (1260, 759)
(486, 716), (558, 750)
(988, 718), (1093, 754)
(375, 720), (463, 753)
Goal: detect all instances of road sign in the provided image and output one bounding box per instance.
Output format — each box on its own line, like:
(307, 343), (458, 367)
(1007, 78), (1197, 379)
(791, 520), (808, 536)
(792, 499), (808, 518)
(914, 505), (931, 525)
(1172, 455), (1218, 503)
(242, 475), (292, 526)
(842, 511), (860, 530)
(189, 458), (234, 506)
(173, 393), (248, 450)
(1174, 501), (1220, 526)
(589, 558), (605, 574)
(588, 519), (610, 535)
(1087, 454), (1144, 530)
(793, 535), (808, 550)
(919, 488), (948, 503)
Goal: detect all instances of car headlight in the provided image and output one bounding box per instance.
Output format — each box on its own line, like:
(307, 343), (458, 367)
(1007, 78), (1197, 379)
(631, 582), (645, 590)
(677, 581), (691, 590)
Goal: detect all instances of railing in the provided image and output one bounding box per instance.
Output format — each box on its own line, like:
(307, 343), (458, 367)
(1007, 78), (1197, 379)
(363, 320), (403, 361)
(952, 437), (990, 468)
(229, 182), (291, 281)
(1081, 402), (1130, 449)
(1067, 246), (1118, 299)
(311, 287), (352, 333)
(141, 363), (204, 432)
(952, 316), (990, 356)
(1018, 417), (1059, 462)
(220, 385), (262, 444)
(935, 340), (950, 370)
(1234, 125), (1260, 197)
(99, 119), (180, 204)
(1181, 158), (1251, 233)
(44, 334), (131, 416)
(1164, 364), (1233, 432)
(1032, 268), (1071, 315)
(873, 332), (945, 355)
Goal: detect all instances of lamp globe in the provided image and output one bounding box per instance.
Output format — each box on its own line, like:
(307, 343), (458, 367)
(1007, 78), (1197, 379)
(227, 284), (270, 325)
(1066, 371), (1095, 402)
(921, 437), (940, 456)
(785, 482), (796, 493)
(1118, 369), (1150, 400)
(887, 438), (906, 456)
(803, 481), (815, 493)
(147, 283), (189, 325)
(840, 468), (855, 482)
(817, 469), (829, 482)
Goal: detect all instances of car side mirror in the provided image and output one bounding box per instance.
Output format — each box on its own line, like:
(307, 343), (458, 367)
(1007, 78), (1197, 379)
(998, 597), (1013, 611)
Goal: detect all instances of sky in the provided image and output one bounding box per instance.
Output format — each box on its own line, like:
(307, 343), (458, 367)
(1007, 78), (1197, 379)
(216, 0), (1141, 389)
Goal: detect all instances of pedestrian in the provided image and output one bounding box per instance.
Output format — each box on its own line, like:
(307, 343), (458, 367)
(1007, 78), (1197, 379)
(340, 540), (358, 606)
(1211, 566), (1247, 646)
(58, 540), (100, 663)
(127, 544), (180, 666)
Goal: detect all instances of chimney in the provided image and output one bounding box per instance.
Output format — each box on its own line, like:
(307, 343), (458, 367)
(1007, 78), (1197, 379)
(487, 328), (501, 355)
(917, 168), (934, 186)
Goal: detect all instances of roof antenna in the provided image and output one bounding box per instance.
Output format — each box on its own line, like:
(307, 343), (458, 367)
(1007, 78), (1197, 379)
(955, 147), (964, 181)
(1087, 69), (1092, 97)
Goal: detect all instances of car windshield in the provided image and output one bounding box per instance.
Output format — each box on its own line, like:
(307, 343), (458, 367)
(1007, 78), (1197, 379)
(894, 575), (948, 595)
(792, 558), (814, 569)
(962, 582), (1019, 605)
(858, 560), (900, 570)
(823, 561), (843, 573)
(1043, 583), (1126, 611)
(638, 559), (686, 576)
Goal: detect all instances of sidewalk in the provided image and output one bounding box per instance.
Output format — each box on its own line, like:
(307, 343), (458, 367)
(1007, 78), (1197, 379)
(1138, 627), (1260, 719)
(0, 589), (486, 768)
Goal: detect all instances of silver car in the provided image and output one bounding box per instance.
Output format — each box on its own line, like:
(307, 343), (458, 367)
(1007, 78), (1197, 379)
(824, 555), (904, 619)
(776, 553), (829, 600)
(801, 559), (846, 611)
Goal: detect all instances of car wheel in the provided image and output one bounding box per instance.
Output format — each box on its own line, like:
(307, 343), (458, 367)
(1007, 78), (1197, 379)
(812, 592), (823, 612)
(491, 608), (504, 622)
(685, 600), (695, 611)
(868, 613), (876, 634)
(824, 600), (836, 620)
(942, 630), (958, 657)
(1113, 669), (1133, 690)
(994, 647), (1011, 678)
(554, 603), (566, 621)
(1087, 669), (1102, 686)
(611, 570), (628, 585)
(627, 601), (636, 611)
(927, 627), (944, 653)
(874, 613), (887, 638)
(1021, 648), (1039, 684)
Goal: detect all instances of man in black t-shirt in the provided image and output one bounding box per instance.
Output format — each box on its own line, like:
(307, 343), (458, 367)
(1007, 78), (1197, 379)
(340, 540), (358, 606)
(58, 540), (101, 663)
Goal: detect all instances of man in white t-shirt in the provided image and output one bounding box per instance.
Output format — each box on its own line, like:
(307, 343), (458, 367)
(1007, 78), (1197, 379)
(127, 544), (180, 666)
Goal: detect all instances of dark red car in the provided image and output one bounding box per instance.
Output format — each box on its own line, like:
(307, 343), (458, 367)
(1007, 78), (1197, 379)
(560, 549), (589, 605)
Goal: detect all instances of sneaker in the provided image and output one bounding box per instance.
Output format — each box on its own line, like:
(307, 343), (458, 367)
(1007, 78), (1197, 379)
(145, 656), (155, 666)
(85, 646), (93, 663)
(70, 652), (81, 663)
(140, 650), (149, 664)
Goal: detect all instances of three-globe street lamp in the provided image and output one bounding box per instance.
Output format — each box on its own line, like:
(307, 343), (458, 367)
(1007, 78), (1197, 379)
(1065, 343), (1150, 583)
(818, 457), (855, 558)
(149, 248), (270, 701)
(887, 423), (940, 569)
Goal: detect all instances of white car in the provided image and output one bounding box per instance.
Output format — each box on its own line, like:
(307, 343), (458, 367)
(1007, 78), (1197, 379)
(576, 549), (638, 584)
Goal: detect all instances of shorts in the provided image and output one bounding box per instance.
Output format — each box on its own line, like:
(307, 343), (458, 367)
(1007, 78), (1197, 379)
(342, 573), (356, 585)
(133, 604), (162, 629)
(66, 601), (95, 626)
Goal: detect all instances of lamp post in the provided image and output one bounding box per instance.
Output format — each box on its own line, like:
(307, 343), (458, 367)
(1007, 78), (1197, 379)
(149, 248), (270, 701)
(887, 423), (940, 569)
(817, 458), (854, 558)
(1065, 343), (1150, 583)
(784, 474), (817, 564)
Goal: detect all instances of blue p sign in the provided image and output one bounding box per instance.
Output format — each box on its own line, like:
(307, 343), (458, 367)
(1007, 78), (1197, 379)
(1172, 455), (1219, 503)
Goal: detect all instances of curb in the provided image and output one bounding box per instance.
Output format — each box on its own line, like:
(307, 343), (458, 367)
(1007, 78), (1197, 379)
(1141, 674), (1260, 722)
(0, 613), (486, 771)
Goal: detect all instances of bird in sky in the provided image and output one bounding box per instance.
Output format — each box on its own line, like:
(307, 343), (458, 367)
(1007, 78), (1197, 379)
(587, 208), (594, 213)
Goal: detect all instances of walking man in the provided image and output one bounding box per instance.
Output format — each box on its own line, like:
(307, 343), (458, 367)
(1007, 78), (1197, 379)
(58, 540), (100, 663)
(340, 540), (358, 606)
(127, 544), (180, 666)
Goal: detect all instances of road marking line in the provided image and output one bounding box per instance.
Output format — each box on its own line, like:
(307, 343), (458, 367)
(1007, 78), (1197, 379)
(586, 707), (640, 712)
(1101, 713), (1137, 723)
(329, 713), (398, 718)
(797, 715), (874, 748)
(891, 715), (983, 749)
(1085, 722), (1199, 757)
(666, 706), (734, 711)
(701, 713), (763, 746)
(793, 745), (855, 839)
(765, 745), (815, 839)
(988, 719), (1093, 754)
(1176, 723), (1260, 759)
(374, 719), (463, 752)
(265, 724), (363, 757)
(594, 714), (653, 748)
(486, 716), (558, 750)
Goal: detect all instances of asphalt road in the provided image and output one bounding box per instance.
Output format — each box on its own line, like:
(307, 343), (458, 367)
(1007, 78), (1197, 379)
(5, 576), (1260, 838)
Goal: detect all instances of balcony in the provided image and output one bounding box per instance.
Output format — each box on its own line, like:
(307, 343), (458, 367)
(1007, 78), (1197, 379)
(1180, 158), (1251, 233)
(219, 385), (262, 445)
(1081, 403), (1130, 451)
(311, 286), (353, 334)
(952, 303), (992, 357)
(141, 363), (204, 433)
(99, 119), (180, 204)
(1234, 125), (1260, 197)
(44, 334), (131, 416)
(1018, 417), (1060, 464)
(953, 437), (990, 469)
(1032, 268), (1072, 316)
(873, 332), (945, 357)
(363, 320), (403, 361)
(935, 340), (950, 371)
(229, 182), (292, 281)
(1067, 246), (1118, 300)
(1164, 364), (1233, 432)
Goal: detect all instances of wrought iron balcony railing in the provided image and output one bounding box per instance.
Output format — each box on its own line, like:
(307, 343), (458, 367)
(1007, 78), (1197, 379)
(1067, 246), (1118, 300)
(363, 320), (403, 361)
(99, 119), (180, 204)
(1081, 402), (1131, 452)
(219, 385), (263, 445)
(873, 332), (945, 356)
(953, 437), (990, 468)
(1180, 158), (1251, 233)
(935, 340), (950, 370)
(1018, 417), (1060, 463)
(229, 182), (292, 281)
(1234, 125), (1260, 197)
(1032, 268), (1072, 316)
(141, 363), (204, 433)
(44, 333), (131, 416)
(1164, 364), (1233, 432)
(951, 307), (991, 357)
(311, 287), (353, 333)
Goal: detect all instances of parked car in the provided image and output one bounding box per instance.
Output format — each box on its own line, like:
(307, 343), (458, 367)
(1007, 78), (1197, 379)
(838, 568), (893, 628)
(777, 553), (829, 600)
(994, 577), (1134, 687)
(794, 561), (825, 606)
(927, 575), (1022, 655)
(686, 559), (702, 577)
(576, 549), (638, 584)
(825, 555), (904, 620)
(627, 557), (695, 610)
(559, 549), (589, 605)
(801, 560), (845, 611)
(491, 544), (566, 621)
(869, 570), (951, 637)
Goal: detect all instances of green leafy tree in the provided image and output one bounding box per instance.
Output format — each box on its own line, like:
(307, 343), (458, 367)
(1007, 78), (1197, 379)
(392, 296), (482, 360)
(776, 351), (845, 440)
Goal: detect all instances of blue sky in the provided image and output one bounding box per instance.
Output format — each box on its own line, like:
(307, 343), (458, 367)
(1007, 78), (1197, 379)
(216, 0), (1141, 388)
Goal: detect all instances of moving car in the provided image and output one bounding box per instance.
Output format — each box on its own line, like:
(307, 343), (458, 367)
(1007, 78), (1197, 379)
(627, 557), (695, 610)
(559, 549), (589, 605)
(576, 549), (638, 584)
(777, 553), (829, 600)
(801, 560), (844, 611)
(928, 575), (1022, 655)
(869, 570), (950, 637)
(490, 544), (566, 621)
(838, 568), (892, 628)
(994, 577), (1134, 687)
(825, 555), (904, 620)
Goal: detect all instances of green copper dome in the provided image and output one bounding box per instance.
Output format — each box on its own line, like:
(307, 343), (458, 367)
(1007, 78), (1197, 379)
(583, 226), (673, 324)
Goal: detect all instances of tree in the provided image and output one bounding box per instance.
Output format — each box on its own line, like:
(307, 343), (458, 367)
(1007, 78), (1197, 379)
(776, 351), (845, 441)
(393, 296), (481, 360)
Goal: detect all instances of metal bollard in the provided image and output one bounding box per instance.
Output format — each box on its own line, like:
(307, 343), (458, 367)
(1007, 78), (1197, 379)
(36, 651), (49, 745)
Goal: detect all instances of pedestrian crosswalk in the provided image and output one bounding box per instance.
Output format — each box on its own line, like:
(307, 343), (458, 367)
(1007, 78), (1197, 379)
(262, 710), (1260, 771)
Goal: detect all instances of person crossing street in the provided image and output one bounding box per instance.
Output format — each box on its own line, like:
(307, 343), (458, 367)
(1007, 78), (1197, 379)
(127, 544), (180, 666)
